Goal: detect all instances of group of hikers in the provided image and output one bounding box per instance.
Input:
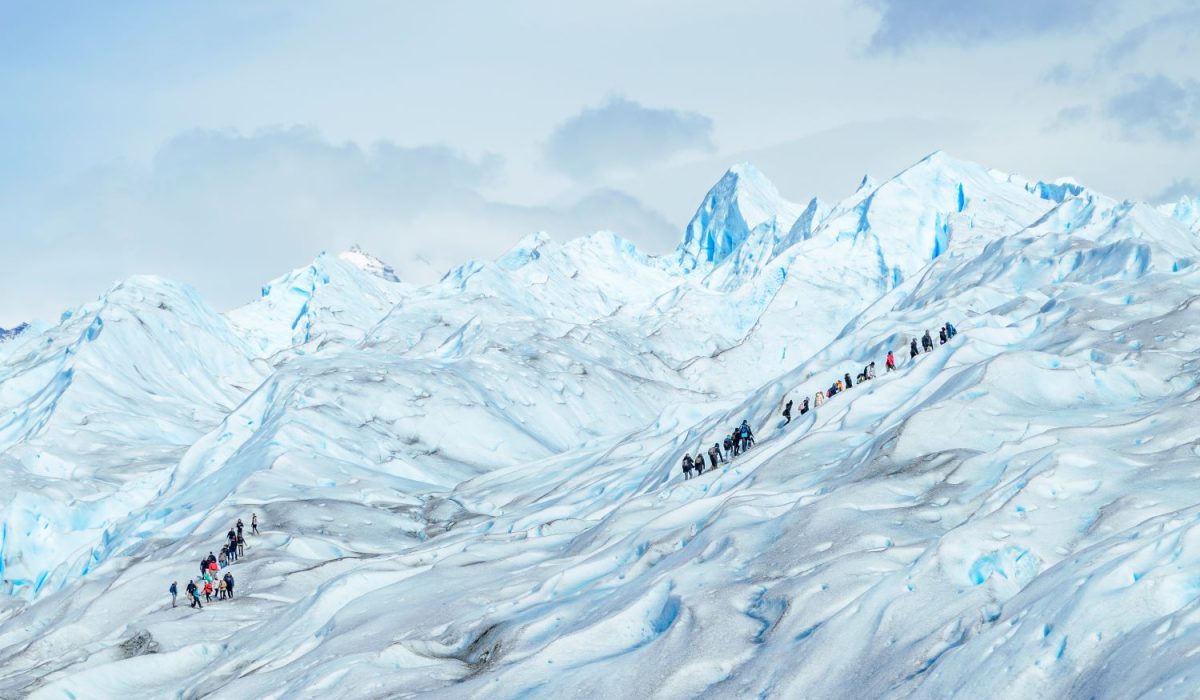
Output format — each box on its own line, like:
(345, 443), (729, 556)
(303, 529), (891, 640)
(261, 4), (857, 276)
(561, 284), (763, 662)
(679, 322), (959, 481)
(782, 322), (959, 424)
(681, 420), (755, 479)
(169, 513), (260, 610)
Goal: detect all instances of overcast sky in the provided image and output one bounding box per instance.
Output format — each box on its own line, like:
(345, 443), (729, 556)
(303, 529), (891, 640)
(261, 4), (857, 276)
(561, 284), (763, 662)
(2, 0), (1198, 325)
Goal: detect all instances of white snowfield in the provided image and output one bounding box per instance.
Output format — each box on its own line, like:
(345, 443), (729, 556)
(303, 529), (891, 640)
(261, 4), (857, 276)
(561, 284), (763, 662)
(2, 151), (1200, 698)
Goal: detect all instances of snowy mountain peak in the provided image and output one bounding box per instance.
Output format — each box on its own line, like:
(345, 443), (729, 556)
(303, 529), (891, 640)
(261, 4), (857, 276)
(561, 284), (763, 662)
(338, 245), (401, 283)
(1027, 178), (1086, 203)
(1159, 194), (1199, 232)
(497, 231), (554, 271)
(0, 322), (29, 343)
(678, 163), (803, 272)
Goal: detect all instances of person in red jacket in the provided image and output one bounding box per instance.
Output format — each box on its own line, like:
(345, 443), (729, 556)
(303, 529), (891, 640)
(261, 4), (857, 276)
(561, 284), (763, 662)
(203, 580), (214, 602)
(885, 351), (896, 372)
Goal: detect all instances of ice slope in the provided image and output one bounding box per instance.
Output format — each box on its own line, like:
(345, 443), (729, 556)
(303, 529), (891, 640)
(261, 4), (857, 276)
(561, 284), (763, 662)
(677, 163), (806, 279)
(650, 152), (1059, 392)
(0, 277), (264, 600)
(5, 152), (1200, 698)
(228, 250), (410, 359)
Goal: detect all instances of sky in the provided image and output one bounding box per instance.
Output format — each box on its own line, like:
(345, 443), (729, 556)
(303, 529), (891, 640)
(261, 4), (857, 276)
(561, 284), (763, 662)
(1, 0), (1198, 325)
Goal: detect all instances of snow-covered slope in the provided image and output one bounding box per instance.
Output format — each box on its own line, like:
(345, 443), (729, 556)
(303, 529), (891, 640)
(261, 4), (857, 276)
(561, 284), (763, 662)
(227, 250), (410, 359)
(4, 152), (1200, 698)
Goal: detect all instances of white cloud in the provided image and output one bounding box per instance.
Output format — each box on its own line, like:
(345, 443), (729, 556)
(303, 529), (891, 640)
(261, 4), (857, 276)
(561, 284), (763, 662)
(0, 127), (677, 325)
(864, 0), (1110, 53)
(544, 96), (715, 181)
(1103, 73), (1200, 142)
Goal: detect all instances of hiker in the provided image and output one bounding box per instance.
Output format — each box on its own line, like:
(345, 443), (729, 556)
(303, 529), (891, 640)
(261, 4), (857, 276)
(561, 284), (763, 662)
(219, 547), (229, 568)
(199, 557), (208, 577)
(697, 451), (709, 473)
(739, 421), (754, 450)
(224, 572), (235, 599)
(169, 581), (177, 608)
(682, 454), (694, 479)
(783, 399), (793, 424)
(945, 321), (958, 338)
(815, 390), (825, 407)
(237, 519), (244, 538)
(856, 372), (864, 384)
(723, 435), (734, 458)
(713, 442), (726, 464)
(939, 327), (948, 345)
(844, 372), (853, 389)
(731, 430), (741, 457)
(237, 533), (246, 557)
(252, 513), (259, 535)
(922, 330), (934, 352)
(867, 362), (876, 380)
(208, 560), (219, 577)
(187, 580), (202, 609)
(218, 578), (228, 600)
(910, 339), (919, 358)
(799, 397), (809, 415)
(203, 580), (213, 603)
(886, 351), (896, 372)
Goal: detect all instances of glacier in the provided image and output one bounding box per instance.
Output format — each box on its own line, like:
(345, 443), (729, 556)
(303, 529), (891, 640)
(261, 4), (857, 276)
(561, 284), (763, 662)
(3, 151), (1200, 698)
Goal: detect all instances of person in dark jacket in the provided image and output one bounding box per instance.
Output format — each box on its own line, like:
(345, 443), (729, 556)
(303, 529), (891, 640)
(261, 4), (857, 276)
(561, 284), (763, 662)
(712, 442), (726, 464)
(682, 454), (694, 479)
(844, 372), (853, 389)
(945, 321), (958, 338)
(252, 513), (260, 535)
(236, 533), (246, 557)
(922, 330), (934, 352)
(799, 397), (809, 415)
(170, 581), (177, 608)
(186, 580), (202, 609)
(224, 572), (235, 599)
(783, 399), (793, 424)
(723, 435), (734, 457)
(910, 339), (919, 358)
(939, 327), (948, 344)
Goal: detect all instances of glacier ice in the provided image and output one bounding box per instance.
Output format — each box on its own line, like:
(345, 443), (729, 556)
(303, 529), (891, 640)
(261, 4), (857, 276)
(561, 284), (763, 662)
(3, 152), (1200, 698)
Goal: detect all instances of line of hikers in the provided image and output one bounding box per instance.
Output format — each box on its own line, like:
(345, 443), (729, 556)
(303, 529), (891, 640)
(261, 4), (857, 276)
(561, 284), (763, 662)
(782, 322), (959, 423)
(682, 420), (754, 479)
(169, 512), (260, 610)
